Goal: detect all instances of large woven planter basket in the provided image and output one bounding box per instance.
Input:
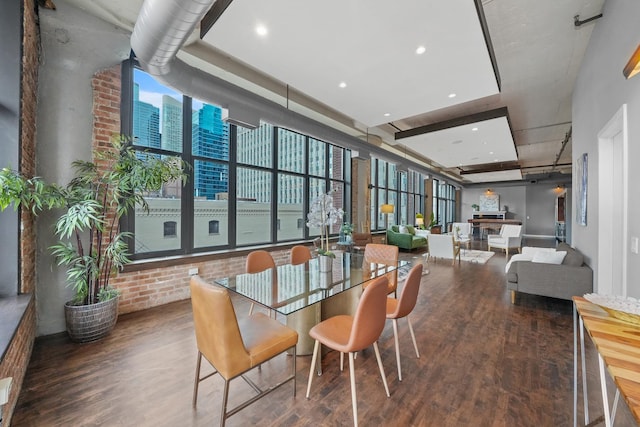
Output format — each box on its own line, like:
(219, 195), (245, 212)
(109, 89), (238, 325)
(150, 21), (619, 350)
(64, 297), (119, 343)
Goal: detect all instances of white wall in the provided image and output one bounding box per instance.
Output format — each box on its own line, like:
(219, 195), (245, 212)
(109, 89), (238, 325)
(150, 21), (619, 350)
(36, 2), (130, 334)
(572, 0), (640, 295)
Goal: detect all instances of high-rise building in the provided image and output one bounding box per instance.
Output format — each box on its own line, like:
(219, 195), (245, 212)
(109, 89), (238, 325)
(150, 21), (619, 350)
(132, 83), (160, 149)
(192, 104), (229, 200)
(162, 95), (182, 152)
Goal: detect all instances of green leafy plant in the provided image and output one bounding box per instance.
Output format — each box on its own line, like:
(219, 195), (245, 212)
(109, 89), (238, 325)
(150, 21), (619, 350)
(340, 222), (354, 235)
(472, 204), (480, 211)
(427, 212), (439, 229)
(0, 135), (186, 305)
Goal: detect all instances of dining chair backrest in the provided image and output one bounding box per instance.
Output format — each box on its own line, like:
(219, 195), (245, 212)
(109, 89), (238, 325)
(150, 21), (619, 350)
(388, 263), (423, 319)
(290, 245), (312, 265)
(347, 275), (389, 352)
(190, 276), (249, 379)
(427, 234), (457, 260)
(363, 243), (398, 292)
(246, 250), (276, 274)
(352, 232), (372, 247)
(449, 222), (471, 236)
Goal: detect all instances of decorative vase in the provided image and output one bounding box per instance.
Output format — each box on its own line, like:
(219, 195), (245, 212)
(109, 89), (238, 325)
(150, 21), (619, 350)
(64, 297), (119, 343)
(319, 255), (333, 272)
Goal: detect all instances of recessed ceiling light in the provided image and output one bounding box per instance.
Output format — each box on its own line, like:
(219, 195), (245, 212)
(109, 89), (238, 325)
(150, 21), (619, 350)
(448, 93), (456, 98)
(494, 159), (499, 162)
(416, 46), (426, 55)
(383, 112), (391, 117)
(255, 25), (268, 37)
(339, 82), (347, 88)
(483, 141), (487, 145)
(489, 151), (494, 155)
(472, 127), (478, 131)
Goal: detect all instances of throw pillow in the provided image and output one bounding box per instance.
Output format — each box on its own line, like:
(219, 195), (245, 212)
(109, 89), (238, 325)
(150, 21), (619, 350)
(532, 251), (567, 265)
(557, 242), (584, 266)
(406, 225), (416, 235)
(399, 225), (409, 234)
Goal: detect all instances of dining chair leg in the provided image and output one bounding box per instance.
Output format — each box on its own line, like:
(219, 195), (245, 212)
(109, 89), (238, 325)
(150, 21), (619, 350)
(220, 378), (230, 427)
(407, 316), (420, 358)
(373, 342), (390, 397)
(392, 319), (402, 381)
(348, 352), (358, 427)
(192, 352), (202, 407)
(340, 352), (344, 371)
(306, 340), (320, 399)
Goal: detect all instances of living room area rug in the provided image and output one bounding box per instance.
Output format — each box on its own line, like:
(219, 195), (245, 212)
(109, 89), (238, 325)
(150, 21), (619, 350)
(459, 250), (495, 264)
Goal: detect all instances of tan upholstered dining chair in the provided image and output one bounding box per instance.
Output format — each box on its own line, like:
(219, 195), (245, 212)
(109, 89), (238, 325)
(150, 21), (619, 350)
(245, 250), (276, 315)
(290, 245), (312, 265)
(362, 243), (399, 295)
(386, 263), (423, 381)
(305, 275), (390, 427)
(190, 275), (298, 427)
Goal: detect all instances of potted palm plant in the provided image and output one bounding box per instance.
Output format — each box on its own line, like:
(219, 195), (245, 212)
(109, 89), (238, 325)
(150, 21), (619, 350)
(0, 136), (185, 342)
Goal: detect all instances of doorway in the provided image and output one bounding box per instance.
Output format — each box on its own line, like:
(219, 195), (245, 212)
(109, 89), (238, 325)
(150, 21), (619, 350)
(597, 105), (628, 295)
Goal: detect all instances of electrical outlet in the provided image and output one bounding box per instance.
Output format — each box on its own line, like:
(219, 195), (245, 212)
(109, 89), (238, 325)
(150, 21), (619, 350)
(0, 377), (12, 406)
(631, 237), (639, 254)
(188, 267), (199, 276)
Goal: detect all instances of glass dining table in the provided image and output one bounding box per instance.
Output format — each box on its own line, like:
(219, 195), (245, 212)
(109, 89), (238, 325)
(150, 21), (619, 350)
(215, 251), (408, 355)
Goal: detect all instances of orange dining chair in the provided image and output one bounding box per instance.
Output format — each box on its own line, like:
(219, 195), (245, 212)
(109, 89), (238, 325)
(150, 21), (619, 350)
(290, 245), (312, 265)
(305, 275), (391, 427)
(190, 276), (298, 427)
(386, 263), (423, 381)
(362, 243), (399, 296)
(246, 250), (276, 315)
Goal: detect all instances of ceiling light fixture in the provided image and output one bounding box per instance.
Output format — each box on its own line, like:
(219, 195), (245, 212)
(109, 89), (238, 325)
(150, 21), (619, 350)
(339, 82), (347, 88)
(623, 43), (640, 79)
(255, 25), (268, 37)
(384, 112), (391, 117)
(416, 46), (426, 55)
(472, 127), (478, 131)
(448, 93), (456, 98)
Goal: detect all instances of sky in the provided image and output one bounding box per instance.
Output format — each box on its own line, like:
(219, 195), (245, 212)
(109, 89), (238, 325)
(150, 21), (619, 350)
(135, 69), (206, 111)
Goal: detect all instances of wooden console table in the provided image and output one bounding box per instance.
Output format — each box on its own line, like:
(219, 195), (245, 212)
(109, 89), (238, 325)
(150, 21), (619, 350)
(573, 296), (640, 426)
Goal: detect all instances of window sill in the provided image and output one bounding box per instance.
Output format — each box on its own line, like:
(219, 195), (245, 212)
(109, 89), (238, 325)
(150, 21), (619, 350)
(0, 294), (32, 362)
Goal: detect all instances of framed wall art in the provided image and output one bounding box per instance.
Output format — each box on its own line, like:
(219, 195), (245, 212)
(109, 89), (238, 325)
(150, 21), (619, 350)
(576, 153), (588, 226)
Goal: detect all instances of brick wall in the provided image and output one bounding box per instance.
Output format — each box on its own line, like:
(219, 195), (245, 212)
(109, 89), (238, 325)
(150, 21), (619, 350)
(1, 1), (40, 425)
(0, 300), (36, 426)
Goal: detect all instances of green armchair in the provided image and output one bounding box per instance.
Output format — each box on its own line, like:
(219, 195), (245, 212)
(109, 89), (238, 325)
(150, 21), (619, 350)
(386, 225), (428, 251)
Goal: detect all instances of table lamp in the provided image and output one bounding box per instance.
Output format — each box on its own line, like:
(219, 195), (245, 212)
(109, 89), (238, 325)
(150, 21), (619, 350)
(415, 217), (424, 229)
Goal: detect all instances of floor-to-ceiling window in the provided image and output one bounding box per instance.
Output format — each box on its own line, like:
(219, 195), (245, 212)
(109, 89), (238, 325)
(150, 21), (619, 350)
(123, 64), (351, 259)
(370, 157), (425, 231)
(432, 179), (456, 232)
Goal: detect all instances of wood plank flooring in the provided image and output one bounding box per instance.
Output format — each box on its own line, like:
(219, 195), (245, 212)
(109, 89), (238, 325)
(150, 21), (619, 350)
(12, 242), (638, 426)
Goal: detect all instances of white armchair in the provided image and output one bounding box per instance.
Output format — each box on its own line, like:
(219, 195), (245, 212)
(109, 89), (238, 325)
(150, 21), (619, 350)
(487, 224), (522, 257)
(448, 222), (471, 239)
(427, 234), (460, 266)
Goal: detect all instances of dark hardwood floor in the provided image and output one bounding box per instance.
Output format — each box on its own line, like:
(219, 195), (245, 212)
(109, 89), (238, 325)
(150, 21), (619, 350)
(12, 240), (637, 426)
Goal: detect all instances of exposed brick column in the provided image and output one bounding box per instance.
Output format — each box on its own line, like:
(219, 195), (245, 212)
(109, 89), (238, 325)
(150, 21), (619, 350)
(1, 1), (39, 425)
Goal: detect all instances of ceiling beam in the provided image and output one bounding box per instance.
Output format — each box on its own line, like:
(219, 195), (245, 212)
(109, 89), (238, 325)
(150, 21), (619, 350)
(200, 0), (234, 39)
(459, 162), (520, 175)
(394, 107), (508, 140)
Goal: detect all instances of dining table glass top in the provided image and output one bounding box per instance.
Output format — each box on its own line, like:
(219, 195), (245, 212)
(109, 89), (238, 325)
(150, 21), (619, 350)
(215, 251), (407, 315)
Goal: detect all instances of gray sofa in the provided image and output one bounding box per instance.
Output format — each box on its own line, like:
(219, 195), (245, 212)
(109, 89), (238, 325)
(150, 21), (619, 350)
(506, 242), (593, 304)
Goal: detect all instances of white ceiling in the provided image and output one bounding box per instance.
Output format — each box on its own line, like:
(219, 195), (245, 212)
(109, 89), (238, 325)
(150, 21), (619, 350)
(65, 0), (606, 185)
